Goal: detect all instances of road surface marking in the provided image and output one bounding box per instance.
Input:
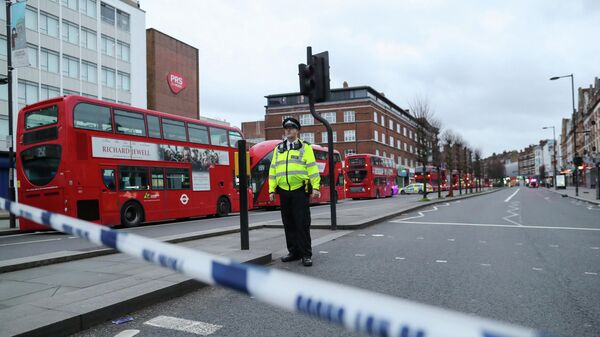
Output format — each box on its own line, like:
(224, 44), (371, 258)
(503, 202), (522, 226)
(389, 220), (600, 231)
(591, 247), (600, 250)
(435, 260), (447, 263)
(371, 234), (385, 237)
(479, 240), (487, 244)
(395, 257), (405, 260)
(114, 330), (140, 337)
(416, 236), (425, 240)
(480, 263), (491, 267)
(395, 203), (451, 221)
(549, 244), (559, 248)
(584, 272), (598, 276)
(355, 254), (366, 257)
(448, 238), (455, 242)
(532, 267), (543, 271)
(504, 189), (520, 202)
(0, 238), (63, 247)
(544, 197), (550, 200)
(144, 316), (222, 336)
(516, 242), (524, 246)
(358, 234), (366, 237)
(319, 251), (328, 254)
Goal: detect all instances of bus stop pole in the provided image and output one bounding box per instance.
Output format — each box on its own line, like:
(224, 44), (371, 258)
(5, 2), (16, 228)
(238, 140), (249, 250)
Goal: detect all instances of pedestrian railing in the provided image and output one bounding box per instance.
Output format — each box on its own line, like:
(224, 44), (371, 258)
(0, 197), (562, 337)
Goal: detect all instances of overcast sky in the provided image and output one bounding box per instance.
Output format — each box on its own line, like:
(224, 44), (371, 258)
(141, 0), (599, 157)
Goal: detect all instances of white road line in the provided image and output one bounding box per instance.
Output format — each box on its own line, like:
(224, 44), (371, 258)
(319, 251), (328, 254)
(549, 244), (559, 248)
(479, 240), (487, 244)
(532, 267), (543, 271)
(591, 247), (600, 250)
(394, 203), (451, 221)
(114, 330), (140, 337)
(389, 220), (600, 231)
(502, 202), (522, 226)
(395, 257), (405, 260)
(0, 238), (63, 247)
(447, 238), (455, 242)
(371, 234), (385, 237)
(515, 242), (524, 246)
(504, 189), (520, 202)
(480, 263), (491, 267)
(584, 272), (598, 276)
(416, 236), (425, 240)
(355, 254), (366, 257)
(144, 316), (222, 336)
(435, 260), (447, 263)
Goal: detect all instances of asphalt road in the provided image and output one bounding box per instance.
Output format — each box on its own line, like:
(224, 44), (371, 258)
(0, 193), (434, 261)
(73, 187), (600, 337)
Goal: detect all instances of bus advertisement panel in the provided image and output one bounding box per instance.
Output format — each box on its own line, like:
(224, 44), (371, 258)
(344, 154), (397, 199)
(16, 96), (249, 231)
(249, 140), (344, 208)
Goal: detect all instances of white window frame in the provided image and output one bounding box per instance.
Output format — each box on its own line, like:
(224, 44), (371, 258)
(81, 60), (97, 83)
(381, 115), (384, 125)
(40, 11), (59, 37)
(40, 48), (59, 73)
(390, 136), (393, 146)
(81, 28), (97, 50)
(300, 132), (314, 143)
(322, 112), (336, 124)
(374, 130), (378, 142)
(321, 131), (337, 143)
(299, 114), (314, 126)
(62, 54), (79, 79)
(374, 111), (378, 123)
(389, 120), (393, 130)
(344, 130), (356, 142)
(344, 110), (355, 122)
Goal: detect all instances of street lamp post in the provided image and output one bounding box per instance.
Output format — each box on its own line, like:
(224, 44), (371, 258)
(550, 74), (578, 196)
(542, 126), (557, 189)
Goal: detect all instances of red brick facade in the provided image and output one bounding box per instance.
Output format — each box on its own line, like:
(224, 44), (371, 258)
(146, 28), (199, 119)
(265, 87), (419, 168)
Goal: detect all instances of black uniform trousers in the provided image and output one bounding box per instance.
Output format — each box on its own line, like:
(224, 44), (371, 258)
(279, 186), (312, 258)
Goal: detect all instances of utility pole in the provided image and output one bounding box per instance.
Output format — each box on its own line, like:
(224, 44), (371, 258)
(5, 0), (16, 228)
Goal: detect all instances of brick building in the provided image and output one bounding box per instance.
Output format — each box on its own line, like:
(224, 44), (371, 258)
(241, 120), (265, 145)
(146, 28), (199, 119)
(518, 145), (535, 177)
(264, 86), (419, 168)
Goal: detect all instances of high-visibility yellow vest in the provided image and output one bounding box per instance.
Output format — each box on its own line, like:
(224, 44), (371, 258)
(268, 140), (321, 193)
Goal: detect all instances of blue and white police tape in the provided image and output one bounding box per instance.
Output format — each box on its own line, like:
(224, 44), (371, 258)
(2, 197), (562, 337)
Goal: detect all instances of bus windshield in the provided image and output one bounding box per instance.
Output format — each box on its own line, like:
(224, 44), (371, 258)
(20, 144), (62, 186)
(348, 157), (365, 167)
(347, 170), (367, 183)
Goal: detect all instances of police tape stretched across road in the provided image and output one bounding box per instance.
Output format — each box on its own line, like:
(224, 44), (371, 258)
(1, 197), (561, 337)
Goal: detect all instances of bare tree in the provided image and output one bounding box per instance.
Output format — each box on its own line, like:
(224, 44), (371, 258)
(442, 130), (456, 197)
(454, 135), (465, 195)
(430, 118), (443, 199)
(474, 148), (482, 192)
(410, 95), (435, 200)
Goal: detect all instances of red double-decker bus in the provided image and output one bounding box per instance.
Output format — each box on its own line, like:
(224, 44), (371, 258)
(16, 95), (249, 231)
(344, 154), (397, 199)
(414, 166), (447, 191)
(249, 140), (344, 208)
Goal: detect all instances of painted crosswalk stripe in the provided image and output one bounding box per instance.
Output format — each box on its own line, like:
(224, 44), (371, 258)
(144, 316), (222, 336)
(114, 330), (140, 337)
(435, 260), (447, 263)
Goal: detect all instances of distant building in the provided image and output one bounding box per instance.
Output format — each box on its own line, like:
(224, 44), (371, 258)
(264, 85), (419, 169)
(518, 145), (535, 177)
(200, 116), (229, 127)
(146, 28), (199, 119)
(241, 120), (265, 145)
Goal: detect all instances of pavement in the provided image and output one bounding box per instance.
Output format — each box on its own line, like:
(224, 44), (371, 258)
(73, 187), (599, 337)
(543, 185), (600, 205)
(0, 188), (500, 337)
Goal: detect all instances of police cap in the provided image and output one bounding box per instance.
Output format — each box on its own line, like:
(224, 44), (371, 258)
(282, 117), (301, 130)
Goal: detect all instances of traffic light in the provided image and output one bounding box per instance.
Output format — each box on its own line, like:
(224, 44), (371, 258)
(298, 48), (330, 103)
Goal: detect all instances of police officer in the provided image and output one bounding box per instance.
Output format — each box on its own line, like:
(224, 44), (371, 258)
(269, 117), (321, 267)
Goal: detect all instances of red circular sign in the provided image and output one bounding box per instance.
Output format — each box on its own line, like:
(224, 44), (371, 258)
(167, 72), (187, 94)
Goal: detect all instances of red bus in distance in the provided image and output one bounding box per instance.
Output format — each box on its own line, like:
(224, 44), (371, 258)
(344, 154), (397, 199)
(414, 166), (447, 191)
(16, 95), (249, 231)
(249, 140), (344, 208)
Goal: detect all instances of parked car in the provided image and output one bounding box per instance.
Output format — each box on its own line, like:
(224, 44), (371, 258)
(399, 183), (434, 194)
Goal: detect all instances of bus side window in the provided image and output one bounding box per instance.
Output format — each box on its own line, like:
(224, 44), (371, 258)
(102, 169), (116, 191)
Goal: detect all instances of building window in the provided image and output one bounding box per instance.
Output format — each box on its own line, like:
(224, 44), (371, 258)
(344, 130), (356, 142)
(344, 110), (355, 122)
(409, 130), (413, 140)
(101, 34), (115, 56)
(101, 66), (115, 88)
(80, 0), (97, 18)
(397, 139), (401, 149)
(299, 114), (314, 126)
(281, 115), (293, 122)
(40, 84), (60, 100)
(345, 149), (356, 156)
(40, 48), (59, 73)
(62, 0), (78, 10)
(321, 112), (336, 123)
(390, 136), (393, 146)
(410, 145), (413, 154)
(404, 143), (407, 151)
(117, 41), (130, 62)
(0, 36), (6, 60)
(403, 127), (407, 137)
(26, 6), (37, 31)
(381, 132), (385, 144)
(81, 28), (96, 50)
(321, 131), (337, 143)
(389, 120), (393, 130)
(62, 20), (79, 45)
(374, 111), (378, 123)
(18, 80), (39, 108)
(300, 132), (314, 143)
(81, 61), (97, 83)
(40, 12), (59, 37)
(376, 149), (380, 156)
(62, 55), (79, 78)
(117, 71), (130, 91)
(383, 151), (387, 158)
(374, 130), (378, 141)
(117, 9), (130, 31)
(100, 2), (115, 24)
(27, 44), (38, 68)
(396, 124), (400, 133)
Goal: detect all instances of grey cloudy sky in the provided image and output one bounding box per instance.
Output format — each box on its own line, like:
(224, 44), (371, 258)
(142, 0), (599, 156)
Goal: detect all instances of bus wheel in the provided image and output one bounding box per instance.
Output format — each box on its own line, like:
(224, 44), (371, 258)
(216, 197), (231, 217)
(121, 201), (144, 227)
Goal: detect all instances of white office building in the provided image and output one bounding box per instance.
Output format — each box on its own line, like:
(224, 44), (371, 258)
(0, 0), (146, 151)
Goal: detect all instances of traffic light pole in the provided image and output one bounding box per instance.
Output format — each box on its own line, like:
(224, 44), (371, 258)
(237, 140), (249, 250)
(5, 1), (16, 228)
